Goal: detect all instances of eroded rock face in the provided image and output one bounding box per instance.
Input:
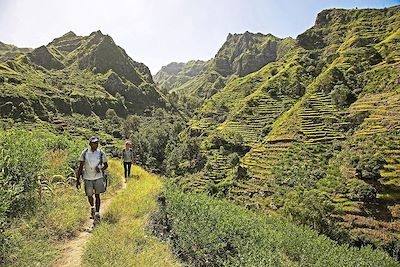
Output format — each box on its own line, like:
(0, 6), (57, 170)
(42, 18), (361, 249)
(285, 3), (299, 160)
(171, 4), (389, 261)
(28, 46), (65, 70)
(103, 72), (128, 96)
(213, 32), (292, 77)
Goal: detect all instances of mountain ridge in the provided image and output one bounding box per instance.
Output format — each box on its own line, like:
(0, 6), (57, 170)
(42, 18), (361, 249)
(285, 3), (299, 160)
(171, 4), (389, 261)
(0, 30), (166, 121)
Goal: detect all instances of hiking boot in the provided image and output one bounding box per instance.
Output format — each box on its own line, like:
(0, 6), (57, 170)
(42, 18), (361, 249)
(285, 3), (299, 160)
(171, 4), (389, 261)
(90, 207), (95, 219)
(94, 214), (100, 223)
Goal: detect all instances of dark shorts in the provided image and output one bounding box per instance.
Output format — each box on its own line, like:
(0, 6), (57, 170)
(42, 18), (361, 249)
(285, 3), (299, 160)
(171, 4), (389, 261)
(84, 178), (105, 196)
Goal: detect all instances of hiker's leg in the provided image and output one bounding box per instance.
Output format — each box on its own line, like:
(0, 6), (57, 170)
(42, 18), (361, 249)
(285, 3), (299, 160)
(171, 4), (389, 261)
(127, 162), (132, 177)
(93, 178), (105, 212)
(87, 196), (94, 206)
(95, 194), (101, 212)
(123, 162), (128, 178)
(84, 180), (95, 205)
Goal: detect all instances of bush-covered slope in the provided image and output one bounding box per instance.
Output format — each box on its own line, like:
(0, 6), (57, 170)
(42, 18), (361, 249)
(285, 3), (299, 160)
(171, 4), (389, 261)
(0, 31), (166, 121)
(168, 5), (400, 255)
(155, 184), (399, 266)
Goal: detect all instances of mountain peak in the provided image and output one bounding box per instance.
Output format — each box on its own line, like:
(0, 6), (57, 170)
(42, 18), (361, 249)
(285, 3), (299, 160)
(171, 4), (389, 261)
(63, 31), (77, 38)
(90, 30), (105, 37)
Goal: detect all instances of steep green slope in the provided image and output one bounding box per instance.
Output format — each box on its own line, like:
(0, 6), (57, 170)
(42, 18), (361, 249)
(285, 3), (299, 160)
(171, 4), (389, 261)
(0, 31), (165, 122)
(154, 60), (208, 93)
(155, 32), (296, 111)
(173, 5), (400, 255)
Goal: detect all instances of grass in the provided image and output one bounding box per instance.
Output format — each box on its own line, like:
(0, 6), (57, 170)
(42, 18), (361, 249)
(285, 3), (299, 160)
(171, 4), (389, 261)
(82, 165), (181, 267)
(2, 186), (88, 266)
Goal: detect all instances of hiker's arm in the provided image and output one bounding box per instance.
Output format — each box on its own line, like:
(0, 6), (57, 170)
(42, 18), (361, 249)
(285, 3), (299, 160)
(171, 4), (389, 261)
(76, 161), (84, 188)
(77, 161), (84, 179)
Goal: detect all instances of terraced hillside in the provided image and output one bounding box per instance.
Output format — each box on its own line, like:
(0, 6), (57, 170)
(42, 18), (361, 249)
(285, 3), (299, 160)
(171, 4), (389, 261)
(173, 5), (400, 254)
(0, 31), (165, 122)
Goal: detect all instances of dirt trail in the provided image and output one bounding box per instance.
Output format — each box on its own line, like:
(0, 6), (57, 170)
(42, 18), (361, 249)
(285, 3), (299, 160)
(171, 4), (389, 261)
(53, 179), (127, 267)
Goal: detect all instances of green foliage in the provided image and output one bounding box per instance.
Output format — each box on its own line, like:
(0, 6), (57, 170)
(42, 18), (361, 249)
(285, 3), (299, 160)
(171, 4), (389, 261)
(354, 153), (386, 181)
(0, 128), (86, 264)
(347, 179), (377, 202)
(0, 130), (46, 222)
(330, 84), (356, 108)
(161, 184), (398, 266)
(164, 137), (206, 177)
(281, 189), (335, 233)
(121, 114), (141, 138)
(272, 143), (330, 189)
(130, 114), (185, 173)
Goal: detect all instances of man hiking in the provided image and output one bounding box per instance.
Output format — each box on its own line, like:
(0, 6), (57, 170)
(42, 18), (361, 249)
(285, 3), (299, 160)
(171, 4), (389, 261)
(76, 136), (108, 223)
(121, 140), (134, 183)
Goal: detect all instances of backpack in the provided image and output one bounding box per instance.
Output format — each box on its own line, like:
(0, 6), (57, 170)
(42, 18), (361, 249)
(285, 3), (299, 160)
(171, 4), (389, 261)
(82, 148), (108, 190)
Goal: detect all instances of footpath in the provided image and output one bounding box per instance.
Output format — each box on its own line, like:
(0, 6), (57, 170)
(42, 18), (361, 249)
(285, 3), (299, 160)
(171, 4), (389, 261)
(52, 161), (179, 267)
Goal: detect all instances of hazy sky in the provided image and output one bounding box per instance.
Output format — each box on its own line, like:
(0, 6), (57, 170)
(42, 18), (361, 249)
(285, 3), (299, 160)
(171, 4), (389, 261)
(0, 0), (398, 73)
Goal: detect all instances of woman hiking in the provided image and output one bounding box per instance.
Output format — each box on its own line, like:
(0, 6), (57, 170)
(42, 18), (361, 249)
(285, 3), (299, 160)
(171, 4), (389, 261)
(121, 141), (134, 183)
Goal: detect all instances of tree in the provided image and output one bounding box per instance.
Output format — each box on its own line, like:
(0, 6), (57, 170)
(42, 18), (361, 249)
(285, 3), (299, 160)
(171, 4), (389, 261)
(282, 189), (334, 233)
(122, 115), (141, 138)
(356, 154), (386, 181)
(330, 84), (356, 108)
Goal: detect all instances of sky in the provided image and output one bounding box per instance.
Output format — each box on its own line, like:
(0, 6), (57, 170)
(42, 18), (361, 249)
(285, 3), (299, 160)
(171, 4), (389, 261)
(0, 0), (398, 74)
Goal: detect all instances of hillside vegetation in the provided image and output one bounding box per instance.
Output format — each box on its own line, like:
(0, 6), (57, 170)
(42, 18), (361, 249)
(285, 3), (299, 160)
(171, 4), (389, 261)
(158, 5), (400, 256)
(0, 30), (166, 123)
(153, 183), (399, 266)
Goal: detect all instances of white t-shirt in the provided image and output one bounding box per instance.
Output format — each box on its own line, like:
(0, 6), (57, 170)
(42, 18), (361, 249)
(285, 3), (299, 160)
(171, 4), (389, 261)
(79, 149), (107, 180)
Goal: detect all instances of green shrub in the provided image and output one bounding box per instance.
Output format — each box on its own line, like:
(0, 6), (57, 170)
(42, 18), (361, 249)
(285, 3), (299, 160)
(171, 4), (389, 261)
(0, 130), (46, 219)
(347, 179), (377, 201)
(162, 184), (398, 266)
(355, 154), (386, 181)
(281, 189), (334, 233)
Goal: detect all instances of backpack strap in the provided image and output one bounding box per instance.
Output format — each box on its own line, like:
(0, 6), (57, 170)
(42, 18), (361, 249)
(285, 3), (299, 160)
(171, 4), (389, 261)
(99, 149), (104, 166)
(82, 148), (88, 161)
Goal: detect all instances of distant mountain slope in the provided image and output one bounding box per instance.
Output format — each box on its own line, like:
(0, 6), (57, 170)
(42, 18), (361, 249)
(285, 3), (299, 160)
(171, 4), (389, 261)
(0, 31), (166, 121)
(154, 60), (208, 93)
(154, 32), (296, 110)
(0, 41), (31, 62)
(175, 5), (400, 253)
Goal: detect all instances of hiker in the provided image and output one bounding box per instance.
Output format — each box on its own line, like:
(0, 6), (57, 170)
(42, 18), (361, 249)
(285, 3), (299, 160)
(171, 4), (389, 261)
(121, 141), (134, 183)
(76, 136), (108, 222)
